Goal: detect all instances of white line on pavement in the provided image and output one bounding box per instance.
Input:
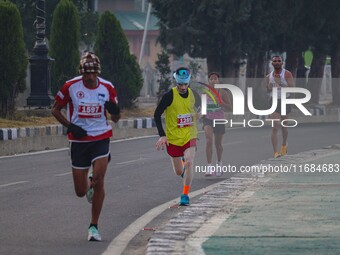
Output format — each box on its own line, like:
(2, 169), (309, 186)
(0, 148), (69, 159)
(0, 181), (29, 188)
(223, 140), (242, 146)
(116, 158), (144, 165)
(54, 172), (72, 177)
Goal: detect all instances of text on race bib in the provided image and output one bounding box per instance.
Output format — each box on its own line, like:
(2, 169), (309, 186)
(78, 104), (102, 118)
(177, 113), (193, 127)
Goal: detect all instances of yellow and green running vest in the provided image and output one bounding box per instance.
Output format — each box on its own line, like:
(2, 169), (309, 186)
(165, 87), (197, 146)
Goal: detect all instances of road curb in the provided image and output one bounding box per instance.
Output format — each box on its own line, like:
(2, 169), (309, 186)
(0, 117), (162, 156)
(0, 105), (339, 156)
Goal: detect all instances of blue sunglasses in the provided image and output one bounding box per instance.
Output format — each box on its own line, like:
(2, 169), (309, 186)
(176, 69), (190, 76)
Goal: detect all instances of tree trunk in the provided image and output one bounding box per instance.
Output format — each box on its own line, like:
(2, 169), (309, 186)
(7, 97), (15, 119)
(246, 52), (267, 110)
(255, 51), (267, 78)
(296, 52), (308, 89)
(88, 0), (95, 11)
(206, 54), (222, 74)
(207, 53), (239, 87)
(221, 54), (237, 85)
(330, 42), (340, 105)
(246, 54), (256, 79)
(0, 100), (8, 118)
(285, 50), (298, 77)
(306, 50), (326, 104)
(255, 52), (268, 109)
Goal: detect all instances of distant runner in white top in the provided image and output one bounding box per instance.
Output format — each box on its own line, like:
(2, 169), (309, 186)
(266, 55), (294, 158)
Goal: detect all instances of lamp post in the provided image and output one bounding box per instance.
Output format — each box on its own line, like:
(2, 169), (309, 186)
(27, 0), (54, 108)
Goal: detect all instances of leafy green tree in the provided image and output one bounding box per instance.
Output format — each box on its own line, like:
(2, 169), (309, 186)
(155, 50), (172, 102)
(0, 0), (27, 118)
(324, 0), (340, 105)
(49, 0), (80, 95)
(11, 0), (87, 52)
(94, 11), (143, 108)
(303, 1), (330, 104)
(122, 54), (144, 108)
(10, 0), (35, 51)
(151, 0), (252, 78)
(277, 1), (309, 76)
(188, 60), (201, 79)
(80, 11), (99, 50)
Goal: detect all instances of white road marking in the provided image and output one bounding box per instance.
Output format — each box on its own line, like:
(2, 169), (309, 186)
(0, 181), (29, 188)
(110, 135), (158, 144)
(116, 158), (144, 165)
(0, 148), (69, 159)
(223, 140), (242, 146)
(54, 172), (72, 177)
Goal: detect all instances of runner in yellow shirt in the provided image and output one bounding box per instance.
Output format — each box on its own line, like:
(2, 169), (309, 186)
(154, 67), (200, 205)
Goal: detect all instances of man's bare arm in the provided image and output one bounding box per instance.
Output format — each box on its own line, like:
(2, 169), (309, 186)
(51, 101), (70, 127)
(285, 70), (294, 87)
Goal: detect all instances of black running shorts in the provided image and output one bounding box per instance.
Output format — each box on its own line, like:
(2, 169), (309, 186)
(70, 138), (110, 169)
(202, 117), (226, 134)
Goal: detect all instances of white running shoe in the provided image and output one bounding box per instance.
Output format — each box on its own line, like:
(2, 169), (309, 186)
(215, 162), (223, 177)
(205, 165), (213, 177)
(88, 226), (102, 241)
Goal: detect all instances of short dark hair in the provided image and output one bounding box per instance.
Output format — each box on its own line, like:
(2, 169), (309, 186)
(208, 72), (220, 78)
(271, 55), (283, 60)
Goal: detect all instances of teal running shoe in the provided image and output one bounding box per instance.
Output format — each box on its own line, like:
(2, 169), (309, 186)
(179, 194), (190, 206)
(88, 226), (101, 241)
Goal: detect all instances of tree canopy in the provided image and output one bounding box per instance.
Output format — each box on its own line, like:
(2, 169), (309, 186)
(11, 0), (87, 52)
(49, 0), (80, 95)
(151, 0), (340, 104)
(94, 11), (143, 108)
(155, 50), (172, 102)
(0, 0), (27, 118)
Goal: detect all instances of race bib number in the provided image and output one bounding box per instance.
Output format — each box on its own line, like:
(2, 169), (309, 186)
(78, 104), (102, 118)
(177, 114), (193, 128)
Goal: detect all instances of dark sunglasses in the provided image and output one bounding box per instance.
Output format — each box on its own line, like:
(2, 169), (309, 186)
(177, 83), (189, 86)
(272, 60), (282, 63)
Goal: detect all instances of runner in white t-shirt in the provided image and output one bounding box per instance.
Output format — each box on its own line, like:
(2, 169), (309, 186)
(266, 55), (294, 158)
(51, 51), (121, 242)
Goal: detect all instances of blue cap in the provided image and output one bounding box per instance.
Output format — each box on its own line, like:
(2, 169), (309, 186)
(173, 67), (191, 84)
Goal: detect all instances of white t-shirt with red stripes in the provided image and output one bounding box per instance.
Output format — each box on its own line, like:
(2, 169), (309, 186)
(55, 76), (118, 142)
